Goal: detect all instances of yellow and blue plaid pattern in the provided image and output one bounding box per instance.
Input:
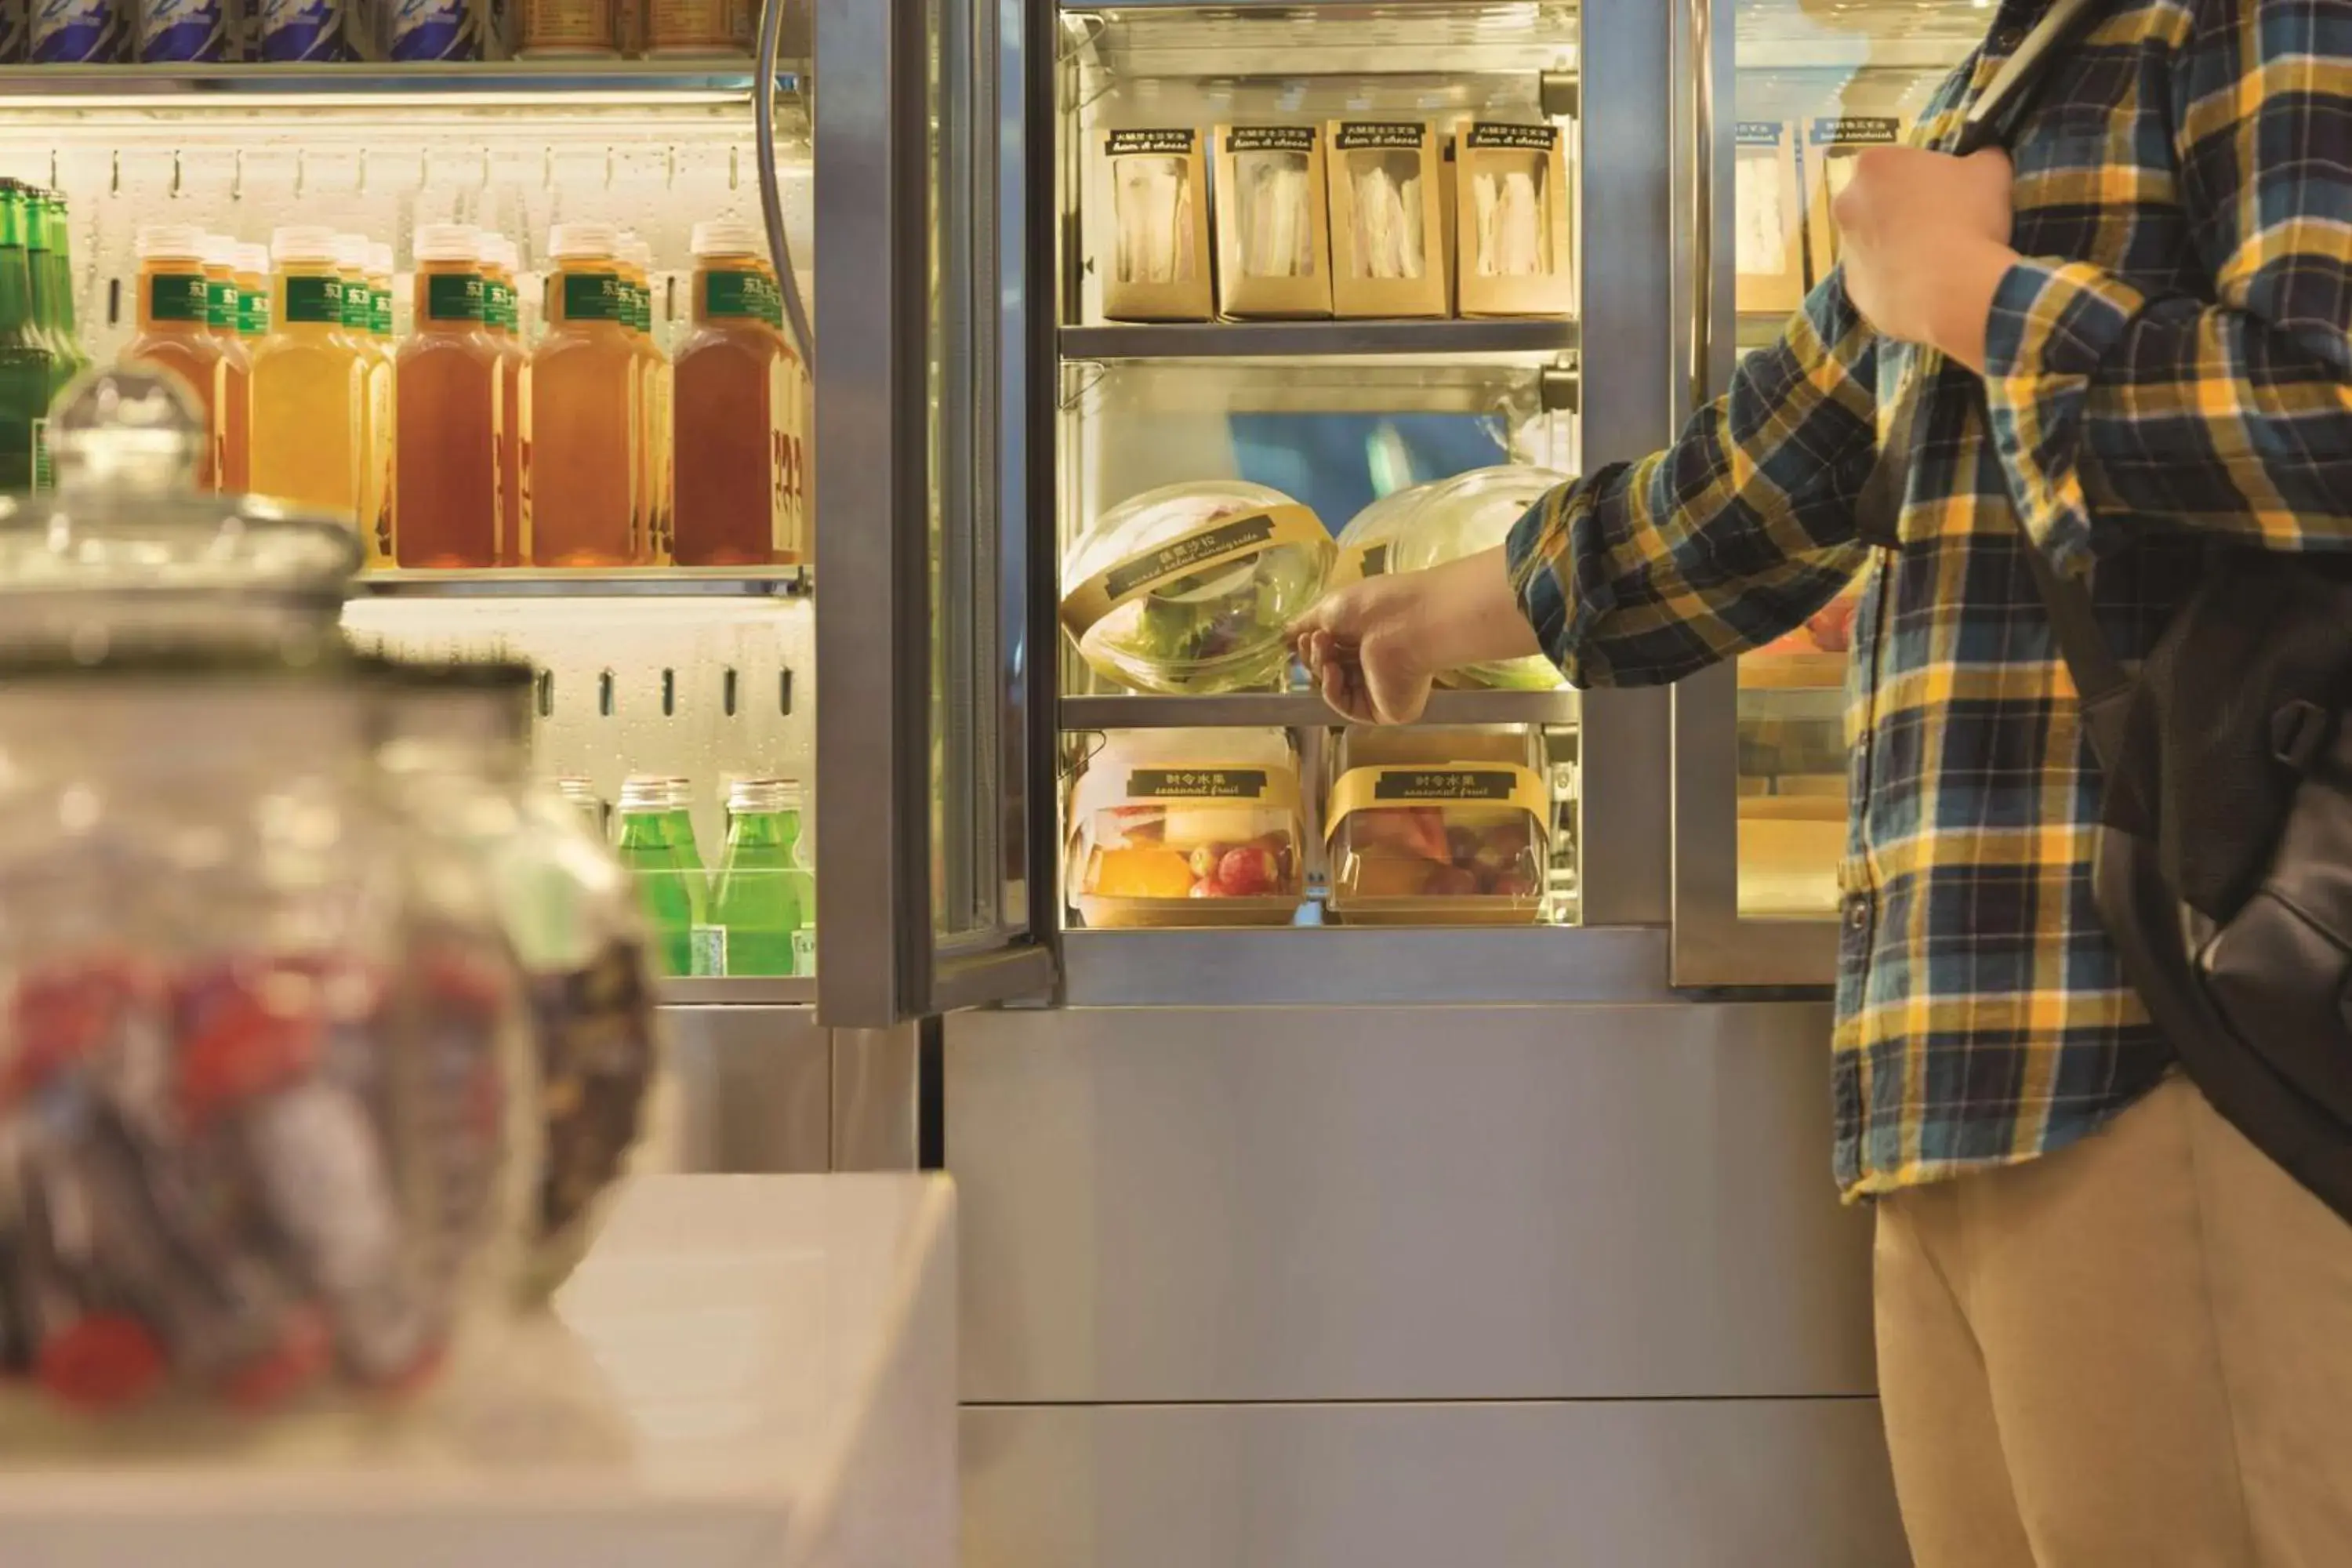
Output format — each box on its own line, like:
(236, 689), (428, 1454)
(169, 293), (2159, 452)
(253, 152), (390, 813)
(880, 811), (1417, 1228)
(1508, 0), (2352, 1197)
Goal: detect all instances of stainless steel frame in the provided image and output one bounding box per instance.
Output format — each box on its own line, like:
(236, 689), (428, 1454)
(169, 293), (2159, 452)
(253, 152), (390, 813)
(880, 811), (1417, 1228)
(814, 0), (1059, 1027)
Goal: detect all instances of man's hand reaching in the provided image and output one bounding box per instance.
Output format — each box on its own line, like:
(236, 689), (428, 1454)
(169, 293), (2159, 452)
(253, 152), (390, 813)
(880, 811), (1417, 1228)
(1287, 544), (1550, 724)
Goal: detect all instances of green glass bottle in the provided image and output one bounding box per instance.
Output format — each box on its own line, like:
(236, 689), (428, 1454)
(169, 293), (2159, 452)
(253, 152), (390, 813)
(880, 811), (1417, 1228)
(28, 192), (89, 401)
(0, 183), (56, 494)
(654, 775), (709, 886)
(705, 778), (805, 978)
(615, 775), (705, 978)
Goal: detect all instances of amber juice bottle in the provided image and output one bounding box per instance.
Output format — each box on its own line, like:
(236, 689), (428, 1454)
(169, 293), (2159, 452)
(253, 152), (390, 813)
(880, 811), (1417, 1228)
(394, 225), (503, 568)
(121, 225), (227, 491)
(528, 222), (639, 566)
(673, 220), (791, 566)
(249, 226), (365, 535)
(201, 235), (251, 493)
(482, 234), (528, 565)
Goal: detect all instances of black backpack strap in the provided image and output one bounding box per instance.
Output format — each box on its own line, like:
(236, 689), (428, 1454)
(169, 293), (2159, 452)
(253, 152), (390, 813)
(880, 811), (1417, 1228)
(2016, 532), (2133, 773)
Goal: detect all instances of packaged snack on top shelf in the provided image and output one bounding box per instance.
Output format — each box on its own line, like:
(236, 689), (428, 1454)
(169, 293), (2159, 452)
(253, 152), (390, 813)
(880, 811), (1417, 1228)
(386, 0), (483, 60)
(1211, 125), (1332, 321)
(1326, 725), (1551, 926)
(1095, 128), (1213, 323)
(1058, 480), (1334, 696)
(1326, 120), (1447, 320)
(1734, 121), (1806, 316)
(1803, 116), (1906, 283)
(1454, 122), (1574, 318)
(516, 0), (614, 56)
(31, 0), (127, 60)
(1385, 466), (1570, 691)
(645, 0), (735, 54)
(256, 0), (355, 60)
(1067, 728), (1305, 928)
(137, 0), (230, 62)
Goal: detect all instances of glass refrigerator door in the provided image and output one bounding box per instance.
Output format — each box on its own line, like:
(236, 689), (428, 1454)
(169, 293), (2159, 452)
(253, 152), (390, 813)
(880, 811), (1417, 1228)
(815, 0), (1058, 1024)
(1668, 0), (1978, 985)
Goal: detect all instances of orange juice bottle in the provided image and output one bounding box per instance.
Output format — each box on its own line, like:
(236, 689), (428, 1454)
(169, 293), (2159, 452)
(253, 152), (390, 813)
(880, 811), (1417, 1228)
(369, 242), (399, 557)
(673, 220), (792, 567)
(336, 234), (393, 563)
(394, 225), (503, 569)
(249, 225), (365, 537)
(482, 234), (528, 565)
(528, 221), (639, 566)
(620, 235), (670, 562)
(201, 235), (251, 493)
(120, 225), (227, 492)
(757, 249), (811, 561)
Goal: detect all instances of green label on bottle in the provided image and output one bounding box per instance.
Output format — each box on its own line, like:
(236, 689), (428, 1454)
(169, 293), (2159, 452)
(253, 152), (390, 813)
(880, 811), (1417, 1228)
(690, 926), (728, 978)
(283, 274), (343, 325)
(237, 287), (268, 336)
(372, 285), (392, 336)
(791, 928), (815, 975)
(205, 278), (235, 329)
(339, 276), (371, 330)
(561, 271), (622, 323)
(486, 279), (515, 332)
(703, 270), (766, 320)
(425, 271), (485, 324)
(30, 416), (49, 492)
(627, 279), (650, 332)
(148, 271), (209, 323)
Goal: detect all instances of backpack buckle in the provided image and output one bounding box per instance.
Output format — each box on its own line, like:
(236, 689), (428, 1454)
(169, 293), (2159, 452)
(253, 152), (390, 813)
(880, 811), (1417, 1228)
(2270, 699), (2334, 774)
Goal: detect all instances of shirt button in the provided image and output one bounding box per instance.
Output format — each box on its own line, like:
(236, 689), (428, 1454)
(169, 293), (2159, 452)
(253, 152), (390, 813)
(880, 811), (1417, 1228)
(1991, 24), (2023, 51)
(1845, 895), (1871, 934)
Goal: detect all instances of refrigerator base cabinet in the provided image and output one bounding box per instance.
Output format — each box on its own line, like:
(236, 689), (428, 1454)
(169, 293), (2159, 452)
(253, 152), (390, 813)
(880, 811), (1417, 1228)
(961, 1399), (1906, 1568)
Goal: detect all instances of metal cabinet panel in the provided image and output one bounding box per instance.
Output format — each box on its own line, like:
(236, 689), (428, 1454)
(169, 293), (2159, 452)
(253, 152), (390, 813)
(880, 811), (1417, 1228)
(947, 1001), (1872, 1404)
(961, 1400), (1907, 1568)
(662, 1006), (833, 1174)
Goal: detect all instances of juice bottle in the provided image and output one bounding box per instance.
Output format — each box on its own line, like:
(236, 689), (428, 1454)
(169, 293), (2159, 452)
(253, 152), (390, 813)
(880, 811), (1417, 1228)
(120, 225), (226, 491)
(673, 220), (792, 566)
(528, 221), (638, 566)
(233, 241), (271, 343)
(201, 235), (251, 494)
(394, 224), (502, 568)
(370, 241), (400, 557)
(759, 249), (811, 561)
(249, 224), (365, 535)
(482, 234), (528, 564)
(620, 236), (670, 561)
(337, 234), (393, 563)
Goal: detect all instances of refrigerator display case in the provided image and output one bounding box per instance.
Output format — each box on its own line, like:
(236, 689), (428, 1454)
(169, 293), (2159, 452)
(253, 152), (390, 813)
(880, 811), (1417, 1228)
(1668, 0), (1986, 985)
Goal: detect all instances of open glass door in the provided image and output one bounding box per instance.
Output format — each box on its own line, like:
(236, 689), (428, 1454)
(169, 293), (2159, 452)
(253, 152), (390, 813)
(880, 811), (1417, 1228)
(1669, 0), (1978, 986)
(815, 0), (1057, 1026)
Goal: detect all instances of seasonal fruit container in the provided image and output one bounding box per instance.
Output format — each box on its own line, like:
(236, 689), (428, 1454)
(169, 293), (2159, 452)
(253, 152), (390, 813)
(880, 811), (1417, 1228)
(1066, 728), (1305, 927)
(1058, 481), (1334, 695)
(1324, 725), (1551, 925)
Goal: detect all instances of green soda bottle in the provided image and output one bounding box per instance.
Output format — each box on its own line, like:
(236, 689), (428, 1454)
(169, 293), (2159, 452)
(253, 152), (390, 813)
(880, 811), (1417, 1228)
(704, 777), (805, 978)
(0, 183), (56, 493)
(29, 192), (89, 399)
(615, 775), (706, 977)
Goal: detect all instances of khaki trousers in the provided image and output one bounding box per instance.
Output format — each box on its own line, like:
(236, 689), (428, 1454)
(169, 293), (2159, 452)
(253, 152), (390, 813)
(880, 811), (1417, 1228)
(1875, 1076), (2352, 1567)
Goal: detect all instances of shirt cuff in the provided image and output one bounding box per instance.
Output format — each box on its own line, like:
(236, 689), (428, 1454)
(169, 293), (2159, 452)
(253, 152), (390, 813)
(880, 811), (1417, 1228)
(1503, 485), (1599, 686)
(1980, 257), (2148, 572)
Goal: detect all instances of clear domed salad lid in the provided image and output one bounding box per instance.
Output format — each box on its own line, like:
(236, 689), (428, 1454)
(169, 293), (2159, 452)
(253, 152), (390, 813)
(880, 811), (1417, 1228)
(1385, 465), (1570, 691)
(0, 368), (362, 656)
(1058, 481), (1334, 695)
(1330, 482), (1438, 586)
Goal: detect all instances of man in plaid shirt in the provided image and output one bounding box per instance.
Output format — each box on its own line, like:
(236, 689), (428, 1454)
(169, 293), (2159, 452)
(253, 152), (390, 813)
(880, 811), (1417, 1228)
(1295, 0), (2352, 1560)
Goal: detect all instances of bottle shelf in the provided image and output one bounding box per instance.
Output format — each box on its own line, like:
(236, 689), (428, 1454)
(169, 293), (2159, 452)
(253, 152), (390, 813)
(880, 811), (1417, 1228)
(355, 567), (811, 599)
(1062, 318), (1577, 364)
(0, 61), (804, 108)
(1062, 688), (1579, 730)
(659, 976), (815, 1007)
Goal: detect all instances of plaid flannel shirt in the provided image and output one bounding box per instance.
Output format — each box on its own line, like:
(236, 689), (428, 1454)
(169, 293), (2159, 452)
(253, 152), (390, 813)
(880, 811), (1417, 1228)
(1506, 0), (2352, 1197)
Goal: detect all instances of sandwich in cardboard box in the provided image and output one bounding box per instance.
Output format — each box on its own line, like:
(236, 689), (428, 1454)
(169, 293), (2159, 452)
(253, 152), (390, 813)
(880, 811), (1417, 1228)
(1214, 124), (1334, 319)
(1454, 121), (1574, 318)
(1098, 126), (1215, 321)
(1326, 119), (1448, 319)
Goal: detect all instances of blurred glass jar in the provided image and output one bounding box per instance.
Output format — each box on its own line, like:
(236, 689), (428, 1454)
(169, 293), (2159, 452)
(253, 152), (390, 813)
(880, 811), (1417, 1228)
(371, 661), (662, 1301)
(0, 368), (359, 662)
(0, 652), (539, 1430)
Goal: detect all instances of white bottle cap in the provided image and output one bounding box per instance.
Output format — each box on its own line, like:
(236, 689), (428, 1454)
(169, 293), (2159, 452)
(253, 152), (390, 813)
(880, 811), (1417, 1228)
(486, 234), (518, 271)
(235, 241), (272, 278)
(621, 237), (654, 270)
(368, 241), (394, 278)
(412, 223), (479, 264)
(272, 225), (339, 265)
(135, 224), (208, 261)
(200, 234), (237, 270)
(549, 221), (619, 260)
(332, 233), (368, 271)
(691, 220), (763, 257)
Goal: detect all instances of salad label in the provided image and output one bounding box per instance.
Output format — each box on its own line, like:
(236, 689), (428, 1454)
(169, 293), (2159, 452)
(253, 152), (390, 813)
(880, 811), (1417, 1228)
(1058, 503), (1325, 640)
(1334, 122), (1428, 152)
(1126, 768), (1298, 805)
(1326, 764), (1549, 840)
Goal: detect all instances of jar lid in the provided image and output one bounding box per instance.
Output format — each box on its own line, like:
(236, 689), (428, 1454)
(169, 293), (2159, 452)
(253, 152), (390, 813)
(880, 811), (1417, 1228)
(692, 220), (762, 257)
(0, 368), (363, 655)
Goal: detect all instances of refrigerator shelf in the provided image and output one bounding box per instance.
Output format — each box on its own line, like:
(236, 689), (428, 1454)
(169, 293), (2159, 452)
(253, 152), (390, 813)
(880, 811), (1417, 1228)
(355, 567), (811, 599)
(659, 976), (817, 1007)
(0, 62), (804, 108)
(1062, 319), (1578, 363)
(1062, 689), (1579, 730)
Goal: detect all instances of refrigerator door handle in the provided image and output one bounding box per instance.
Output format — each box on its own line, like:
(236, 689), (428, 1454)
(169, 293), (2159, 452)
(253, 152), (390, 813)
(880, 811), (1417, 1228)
(757, 0), (816, 361)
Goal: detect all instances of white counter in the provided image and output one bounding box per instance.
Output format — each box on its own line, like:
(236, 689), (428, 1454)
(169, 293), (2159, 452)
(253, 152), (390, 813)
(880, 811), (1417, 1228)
(0, 1174), (958, 1568)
